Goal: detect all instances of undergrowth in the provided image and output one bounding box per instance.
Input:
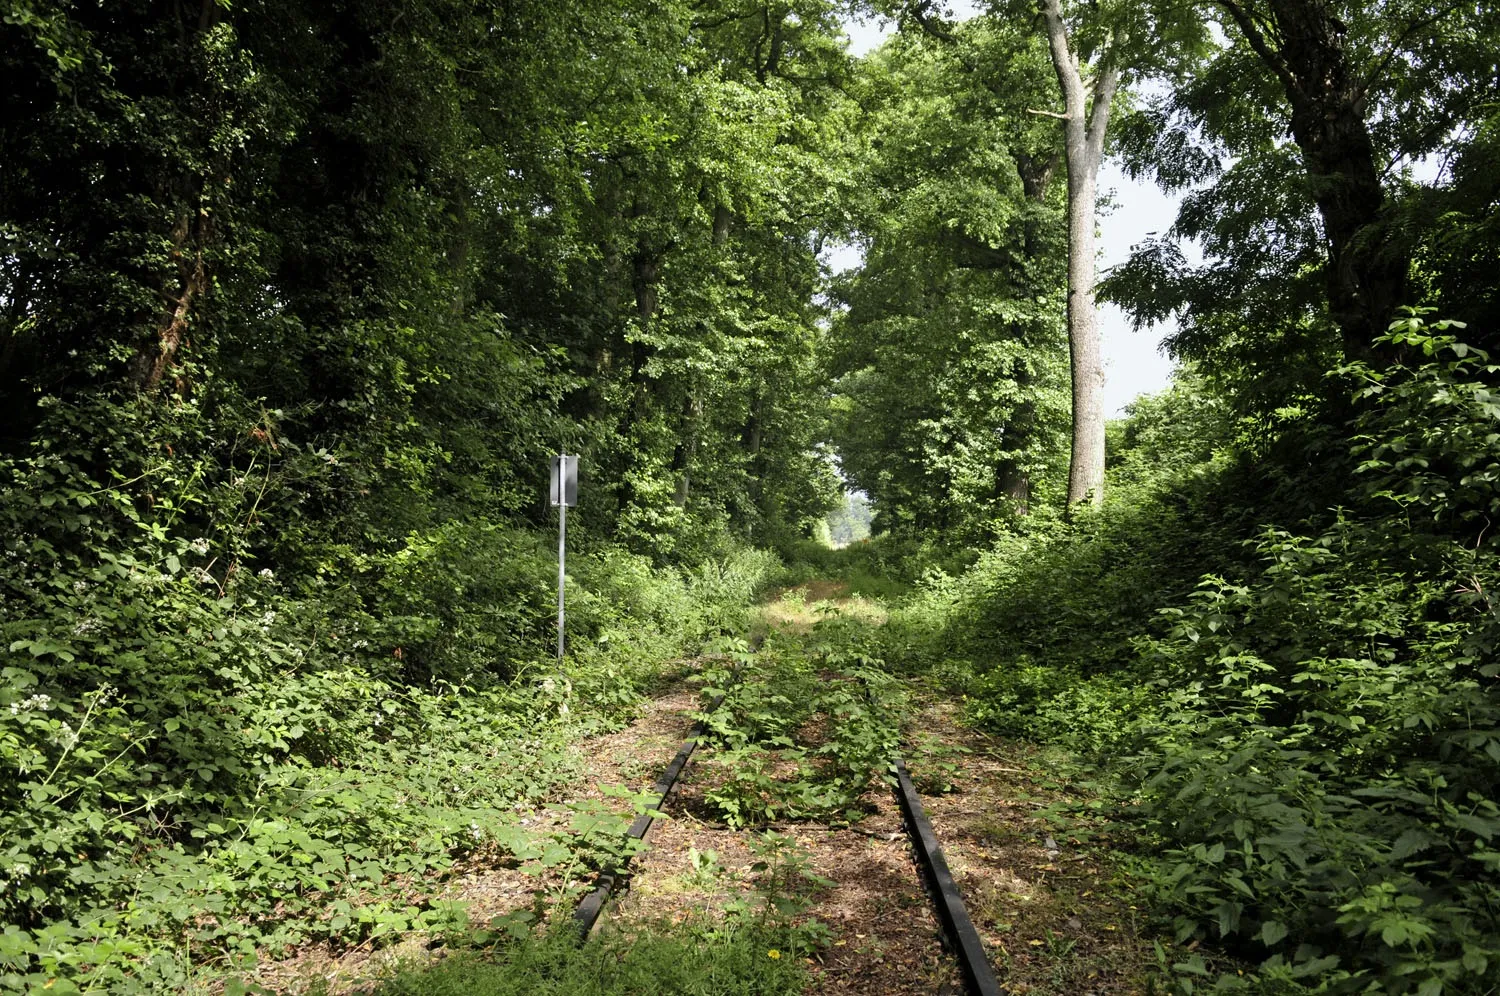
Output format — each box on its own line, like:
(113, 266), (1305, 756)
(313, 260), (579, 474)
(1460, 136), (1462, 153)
(371, 923), (807, 996)
(0, 394), (783, 996)
(692, 637), (902, 829)
(373, 828), (831, 996)
(898, 319), (1500, 994)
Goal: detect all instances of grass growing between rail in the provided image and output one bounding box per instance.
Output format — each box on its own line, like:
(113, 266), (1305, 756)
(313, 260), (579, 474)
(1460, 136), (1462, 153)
(371, 921), (807, 996)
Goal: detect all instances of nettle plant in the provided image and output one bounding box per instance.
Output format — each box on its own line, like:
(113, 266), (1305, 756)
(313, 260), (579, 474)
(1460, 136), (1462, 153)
(695, 647), (902, 829)
(1118, 316), (1500, 994)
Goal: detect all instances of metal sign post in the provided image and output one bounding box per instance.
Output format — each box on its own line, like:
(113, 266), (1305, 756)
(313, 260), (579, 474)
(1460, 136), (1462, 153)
(550, 455), (578, 663)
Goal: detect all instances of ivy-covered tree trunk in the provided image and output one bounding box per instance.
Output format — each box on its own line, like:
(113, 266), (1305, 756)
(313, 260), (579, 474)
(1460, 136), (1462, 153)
(129, 201), (212, 394)
(1216, 0), (1408, 359)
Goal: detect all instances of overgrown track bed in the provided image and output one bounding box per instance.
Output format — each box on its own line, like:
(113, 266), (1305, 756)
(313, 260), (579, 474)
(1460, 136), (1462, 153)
(571, 690), (721, 937)
(572, 671), (1004, 996)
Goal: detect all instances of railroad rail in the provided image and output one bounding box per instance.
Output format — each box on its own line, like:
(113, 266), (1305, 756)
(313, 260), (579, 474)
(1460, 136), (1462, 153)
(568, 673), (1003, 996)
(893, 756), (1003, 996)
(571, 705), (715, 937)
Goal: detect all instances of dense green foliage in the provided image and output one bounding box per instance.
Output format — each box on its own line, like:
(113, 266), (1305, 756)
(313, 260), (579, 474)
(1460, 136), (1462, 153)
(0, 532), (779, 990)
(5, 0), (1500, 992)
(377, 822), (836, 996)
(375, 923), (807, 996)
(0, 0), (843, 987)
(695, 639), (901, 828)
(827, 20), (1070, 536)
(898, 316), (1500, 993)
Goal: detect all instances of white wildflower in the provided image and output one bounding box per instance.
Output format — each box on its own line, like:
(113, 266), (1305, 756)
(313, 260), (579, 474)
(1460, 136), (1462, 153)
(190, 537), (211, 555)
(24, 694), (52, 711)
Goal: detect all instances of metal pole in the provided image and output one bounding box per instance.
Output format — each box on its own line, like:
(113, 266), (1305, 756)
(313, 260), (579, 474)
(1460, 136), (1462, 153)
(556, 495), (567, 663)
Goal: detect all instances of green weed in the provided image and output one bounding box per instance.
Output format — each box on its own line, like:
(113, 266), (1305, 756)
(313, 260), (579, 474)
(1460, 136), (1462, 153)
(694, 650), (901, 828)
(373, 920), (807, 996)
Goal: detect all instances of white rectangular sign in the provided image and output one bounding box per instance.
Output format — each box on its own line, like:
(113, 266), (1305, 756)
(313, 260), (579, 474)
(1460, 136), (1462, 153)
(550, 454), (578, 507)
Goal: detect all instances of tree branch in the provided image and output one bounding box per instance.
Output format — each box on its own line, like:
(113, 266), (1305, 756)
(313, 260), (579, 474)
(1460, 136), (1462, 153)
(1085, 46), (1121, 163)
(1360, 0), (1466, 96)
(905, 0), (959, 45)
(691, 9), (764, 31)
(1039, 0), (1086, 130)
(1212, 0), (1296, 96)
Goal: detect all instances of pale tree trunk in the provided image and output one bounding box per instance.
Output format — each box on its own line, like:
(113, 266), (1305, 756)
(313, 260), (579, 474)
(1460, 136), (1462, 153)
(1039, 0), (1120, 509)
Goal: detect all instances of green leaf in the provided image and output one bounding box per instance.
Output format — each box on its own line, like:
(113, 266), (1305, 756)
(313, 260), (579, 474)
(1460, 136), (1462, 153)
(1390, 828), (1435, 859)
(1451, 813), (1500, 840)
(1173, 955), (1210, 976)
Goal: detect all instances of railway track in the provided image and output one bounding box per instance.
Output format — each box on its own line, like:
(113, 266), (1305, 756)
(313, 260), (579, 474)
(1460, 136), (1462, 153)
(568, 667), (1003, 996)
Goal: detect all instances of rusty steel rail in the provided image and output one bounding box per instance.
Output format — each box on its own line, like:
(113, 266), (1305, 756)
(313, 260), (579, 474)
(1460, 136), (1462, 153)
(570, 712), (712, 938)
(893, 756), (1003, 996)
(571, 654), (751, 940)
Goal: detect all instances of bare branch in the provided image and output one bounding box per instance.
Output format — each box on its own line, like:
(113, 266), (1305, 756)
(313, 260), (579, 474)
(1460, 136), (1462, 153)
(1027, 108), (1070, 120)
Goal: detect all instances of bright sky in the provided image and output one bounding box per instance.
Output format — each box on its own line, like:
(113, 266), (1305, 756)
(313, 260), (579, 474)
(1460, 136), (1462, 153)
(838, 8), (1184, 416)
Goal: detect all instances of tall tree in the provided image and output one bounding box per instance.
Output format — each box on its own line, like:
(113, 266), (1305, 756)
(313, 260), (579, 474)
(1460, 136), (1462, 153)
(950, 0), (1209, 508)
(1034, 0), (1119, 507)
(1211, 0), (1403, 360)
(1104, 0), (1500, 414)
(831, 24), (1070, 536)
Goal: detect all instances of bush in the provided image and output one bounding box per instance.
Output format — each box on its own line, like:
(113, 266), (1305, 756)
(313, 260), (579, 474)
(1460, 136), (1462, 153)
(0, 391), (787, 990)
(942, 318), (1500, 993)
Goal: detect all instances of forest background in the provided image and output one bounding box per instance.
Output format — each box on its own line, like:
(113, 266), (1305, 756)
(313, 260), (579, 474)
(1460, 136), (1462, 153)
(1, 0), (1499, 992)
